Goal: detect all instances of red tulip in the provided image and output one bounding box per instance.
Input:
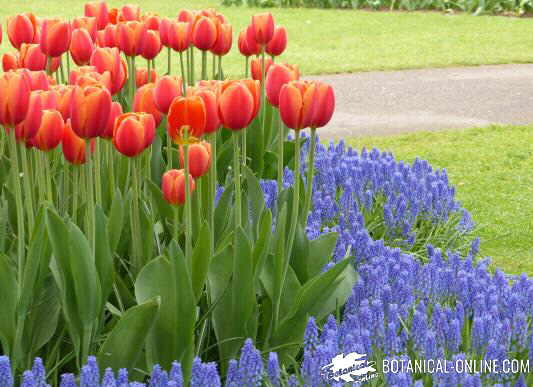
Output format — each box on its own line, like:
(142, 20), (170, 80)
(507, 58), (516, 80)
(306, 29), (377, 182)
(310, 82), (335, 128)
(23, 69), (54, 91)
(90, 47), (128, 94)
(53, 85), (76, 120)
(19, 90), (58, 140)
(133, 83), (163, 127)
(154, 75), (182, 114)
(7, 13), (40, 49)
(142, 13), (161, 30)
(219, 80), (259, 130)
(251, 57), (273, 82)
(2, 52), (20, 72)
(135, 67), (157, 88)
(70, 28), (96, 66)
(116, 21), (146, 56)
(179, 141), (211, 178)
(159, 18), (172, 47)
(250, 13), (275, 46)
(211, 23), (232, 57)
(118, 4), (141, 22)
(168, 21), (191, 52)
(71, 17), (98, 41)
(266, 63), (299, 107)
(140, 30), (162, 60)
(108, 8), (119, 25)
(62, 120), (95, 164)
(69, 85), (112, 139)
(161, 169), (195, 206)
(177, 9), (195, 23)
(101, 101), (123, 139)
(84, 1), (109, 30)
(0, 71), (32, 128)
(192, 16), (217, 51)
(96, 25), (116, 47)
(266, 26), (287, 57)
(18, 44), (60, 72)
(40, 18), (72, 58)
(167, 96), (206, 143)
(69, 66), (112, 92)
(30, 110), (64, 151)
(112, 112), (155, 157)
(193, 88), (220, 134)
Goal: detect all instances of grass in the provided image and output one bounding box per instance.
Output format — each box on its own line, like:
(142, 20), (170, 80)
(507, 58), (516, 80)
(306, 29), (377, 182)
(2, 1), (533, 76)
(346, 125), (533, 275)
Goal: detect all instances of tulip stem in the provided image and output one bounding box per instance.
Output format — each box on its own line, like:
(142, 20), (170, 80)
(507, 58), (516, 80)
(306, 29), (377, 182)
(147, 59), (152, 84)
(20, 146), (35, 231)
(43, 152), (53, 204)
(66, 53), (71, 79)
(285, 130), (301, 269)
(201, 51), (207, 80)
(245, 56), (249, 78)
(277, 116), (284, 195)
(259, 51), (267, 167)
(233, 132), (242, 228)
(131, 156), (143, 273)
(167, 46), (172, 75)
(179, 52), (187, 94)
(190, 47), (195, 85)
(208, 132), (217, 256)
(107, 142), (115, 202)
(72, 166), (79, 222)
(46, 56), (53, 76)
(212, 53), (216, 79)
(183, 130), (193, 265)
(86, 141), (96, 256)
(94, 139), (102, 204)
(303, 127), (317, 226)
(59, 57), (66, 84)
(218, 56), (222, 80)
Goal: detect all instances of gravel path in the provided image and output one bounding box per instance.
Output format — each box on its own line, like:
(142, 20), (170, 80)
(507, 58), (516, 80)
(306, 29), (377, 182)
(307, 64), (533, 139)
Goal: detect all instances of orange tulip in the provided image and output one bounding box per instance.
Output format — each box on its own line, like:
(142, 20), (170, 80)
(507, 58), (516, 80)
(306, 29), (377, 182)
(40, 18), (72, 58)
(219, 80), (259, 130)
(70, 29), (96, 66)
(62, 120), (95, 164)
(7, 13), (40, 49)
(135, 67), (157, 88)
(167, 96), (206, 143)
(30, 110), (64, 151)
(96, 25), (116, 47)
(18, 44), (58, 72)
(19, 90), (58, 140)
(118, 4), (141, 22)
(133, 83), (163, 127)
(310, 82), (335, 128)
(69, 66), (112, 92)
(251, 57), (273, 82)
(108, 8), (119, 25)
(140, 29), (162, 60)
(154, 75), (182, 114)
(278, 80), (318, 131)
(101, 101), (123, 139)
(52, 84), (76, 120)
(72, 17), (98, 41)
(2, 52), (20, 72)
(179, 141), (211, 178)
(0, 71), (32, 128)
(211, 23), (232, 57)
(168, 21), (191, 52)
(159, 18), (171, 48)
(84, 1), (109, 30)
(112, 112), (155, 157)
(193, 88), (220, 134)
(266, 63), (299, 107)
(90, 47), (128, 94)
(116, 21), (146, 57)
(191, 16), (217, 51)
(177, 9), (195, 23)
(161, 169), (195, 206)
(266, 26), (287, 57)
(69, 85), (112, 139)
(21, 69), (54, 91)
(250, 13), (275, 46)
(142, 13), (161, 30)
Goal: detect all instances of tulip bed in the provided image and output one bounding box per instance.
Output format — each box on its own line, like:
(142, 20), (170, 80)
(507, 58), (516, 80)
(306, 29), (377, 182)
(0, 2), (530, 387)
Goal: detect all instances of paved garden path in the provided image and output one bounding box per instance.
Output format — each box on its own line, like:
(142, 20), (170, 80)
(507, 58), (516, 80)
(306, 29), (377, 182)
(307, 64), (533, 139)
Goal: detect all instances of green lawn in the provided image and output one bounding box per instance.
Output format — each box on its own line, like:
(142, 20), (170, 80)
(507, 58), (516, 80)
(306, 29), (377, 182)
(2, 1), (533, 76)
(347, 125), (533, 275)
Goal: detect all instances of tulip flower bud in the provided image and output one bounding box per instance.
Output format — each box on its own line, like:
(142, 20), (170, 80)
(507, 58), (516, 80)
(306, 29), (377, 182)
(250, 13), (275, 46)
(119, 4), (141, 22)
(161, 169), (195, 206)
(140, 30), (162, 60)
(69, 66), (112, 92)
(40, 18), (72, 58)
(84, 1), (109, 30)
(279, 80), (320, 131)
(2, 52), (20, 72)
(19, 90), (59, 141)
(194, 88), (220, 134)
(0, 72), (32, 128)
(211, 23), (232, 57)
(177, 9), (195, 23)
(96, 25), (116, 47)
(62, 120), (95, 164)
(53, 85), (76, 120)
(238, 28), (260, 57)
(108, 8), (119, 25)
(71, 17), (98, 42)
(167, 96), (206, 143)
(113, 112), (155, 157)
(101, 101), (123, 139)
(154, 75), (182, 115)
(23, 69), (54, 91)
(266, 26), (287, 57)
(266, 63), (299, 107)
(251, 57), (273, 82)
(219, 80), (260, 131)
(90, 47), (128, 95)
(7, 13), (39, 49)
(159, 18), (171, 48)
(70, 28), (96, 66)
(117, 21), (146, 57)
(19, 44), (60, 72)
(179, 141), (211, 178)
(143, 13), (161, 30)
(310, 82), (335, 128)
(192, 16), (217, 51)
(169, 21), (191, 52)
(135, 67), (157, 88)
(31, 110), (65, 151)
(133, 84), (163, 127)
(70, 85), (112, 139)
